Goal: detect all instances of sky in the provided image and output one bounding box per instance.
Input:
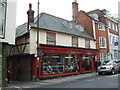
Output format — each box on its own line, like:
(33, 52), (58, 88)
(16, 0), (120, 27)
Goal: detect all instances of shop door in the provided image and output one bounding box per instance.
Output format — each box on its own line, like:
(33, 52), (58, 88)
(77, 55), (82, 73)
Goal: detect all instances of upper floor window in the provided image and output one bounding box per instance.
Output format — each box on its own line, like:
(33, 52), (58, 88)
(72, 36), (78, 47)
(99, 37), (106, 48)
(0, 3), (6, 38)
(85, 39), (90, 48)
(98, 23), (105, 30)
(46, 32), (56, 45)
(107, 21), (111, 29)
(115, 25), (118, 31)
(112, 23), (115, 30)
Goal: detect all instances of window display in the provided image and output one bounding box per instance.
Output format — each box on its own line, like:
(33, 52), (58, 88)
(82, 55), (92, 71)
(43, 54), (78, 75)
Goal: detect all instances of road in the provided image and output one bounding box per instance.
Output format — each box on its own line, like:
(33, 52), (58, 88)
(39, 74), (119, 88)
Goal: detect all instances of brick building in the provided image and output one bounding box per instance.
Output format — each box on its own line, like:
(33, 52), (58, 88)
(8, 4), (98, 81)
(72, 0), (119, 62)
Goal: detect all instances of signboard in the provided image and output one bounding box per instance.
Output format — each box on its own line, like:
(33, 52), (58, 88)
(38, 53), (43, 56)
(0, 3), (6, 38)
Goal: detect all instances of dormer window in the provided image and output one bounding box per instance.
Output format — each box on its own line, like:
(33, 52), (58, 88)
(63, 21), (68, 27)
(76, 24), (84, 32)
(63, 21), (73, 29)
(98, 23), (105, 30)
(68, 21), (73, 29)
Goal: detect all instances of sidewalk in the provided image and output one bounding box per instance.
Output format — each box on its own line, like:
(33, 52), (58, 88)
(2, 72), (98, 89)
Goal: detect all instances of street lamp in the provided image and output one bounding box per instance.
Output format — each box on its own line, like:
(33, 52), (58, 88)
(37, 0), (40, 55)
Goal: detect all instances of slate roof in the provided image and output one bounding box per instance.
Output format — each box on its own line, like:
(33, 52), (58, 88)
(16, 13), (94, 40)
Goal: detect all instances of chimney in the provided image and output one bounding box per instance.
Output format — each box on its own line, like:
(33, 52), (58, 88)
(27, 3), (35, 23)
(72, 0), (78, 21)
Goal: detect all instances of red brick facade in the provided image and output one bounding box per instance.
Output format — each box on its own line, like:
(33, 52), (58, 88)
(75, 10), (110, 61)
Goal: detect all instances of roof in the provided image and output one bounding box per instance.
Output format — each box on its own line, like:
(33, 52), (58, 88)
(16, 13), (94, 40)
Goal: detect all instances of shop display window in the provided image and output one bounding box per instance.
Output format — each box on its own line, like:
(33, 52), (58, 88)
(43, 54), (64, 75)
(43, 54), (78, 75)
(82, 55), (92, 71)
(64, 54), (78, 73)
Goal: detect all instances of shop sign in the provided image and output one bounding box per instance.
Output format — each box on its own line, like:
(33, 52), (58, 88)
(38, 53), (43, 56)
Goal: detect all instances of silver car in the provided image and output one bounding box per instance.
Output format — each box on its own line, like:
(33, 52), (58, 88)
(97, 60), (120, 75)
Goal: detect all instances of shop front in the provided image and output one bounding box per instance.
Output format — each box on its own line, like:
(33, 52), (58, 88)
(33, 44), (98, 79)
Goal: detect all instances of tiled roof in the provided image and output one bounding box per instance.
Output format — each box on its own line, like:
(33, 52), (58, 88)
(16, 13), (94, 40)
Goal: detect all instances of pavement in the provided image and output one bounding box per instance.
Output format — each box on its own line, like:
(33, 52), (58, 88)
(2, 72), (98, 89)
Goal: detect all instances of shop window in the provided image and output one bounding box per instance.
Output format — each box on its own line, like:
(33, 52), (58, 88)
(82, 55), (92, 71)
(46, 32), (56, 45)
(43, 54), (78, 75)
(0, 3), (6, 38)
(64, 54), (78, 73)
(85, 39), (90, 48)
(72, 36), (78, 47)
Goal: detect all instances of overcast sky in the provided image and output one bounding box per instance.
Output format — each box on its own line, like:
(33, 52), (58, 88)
(16, 0), (120, 27)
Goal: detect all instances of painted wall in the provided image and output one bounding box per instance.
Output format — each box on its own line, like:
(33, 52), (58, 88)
(30, 29), (96, 54)
(0, 0), (17, 45)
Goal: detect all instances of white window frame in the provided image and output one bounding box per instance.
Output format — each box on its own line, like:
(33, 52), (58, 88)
(99, 37), (106, 48)
(72, 36), (78, 47)
(115, 25), (118, 32)
(100, 53), (107, 61)
(108, 21), (111, 29)
(112, 23), (115, 30)
(114, 50), (118, 59)
(98, 23), (105, 30)
(0, 3), (6, 38)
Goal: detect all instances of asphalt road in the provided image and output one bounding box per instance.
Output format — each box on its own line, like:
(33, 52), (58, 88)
(39, 73), (119, 88)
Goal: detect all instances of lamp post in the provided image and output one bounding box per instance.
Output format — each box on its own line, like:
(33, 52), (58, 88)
(37, 0), (40, 55)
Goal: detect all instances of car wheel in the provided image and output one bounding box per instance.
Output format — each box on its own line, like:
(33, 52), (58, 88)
(111, 69), (115, 75)
(98, 72), (102, 75)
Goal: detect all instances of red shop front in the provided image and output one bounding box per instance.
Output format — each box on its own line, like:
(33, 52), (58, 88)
(33, 44), (98, 79)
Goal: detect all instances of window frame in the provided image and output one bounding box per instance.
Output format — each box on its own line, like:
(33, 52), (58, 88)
(98, 23), (105, 30)
(0, 2), (6, 38)
(85, 39), (90, 48)
(99, 37), (106, 48)
(100, 53), (107, 61)
(72, 36), (78, 47)
(46, 32), (56, 45)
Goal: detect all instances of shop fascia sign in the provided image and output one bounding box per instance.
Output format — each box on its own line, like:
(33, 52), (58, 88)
(0, 2), (6, 38)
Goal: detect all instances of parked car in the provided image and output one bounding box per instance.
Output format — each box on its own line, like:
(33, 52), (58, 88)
(97, 60), (120, 75)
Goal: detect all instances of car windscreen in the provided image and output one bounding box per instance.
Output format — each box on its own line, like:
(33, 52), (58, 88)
(106, 61), (114, 65)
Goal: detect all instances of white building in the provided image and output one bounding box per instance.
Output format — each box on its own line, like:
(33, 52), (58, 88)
(107, 16), (119, 61)
(0, 0), (17, 86)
